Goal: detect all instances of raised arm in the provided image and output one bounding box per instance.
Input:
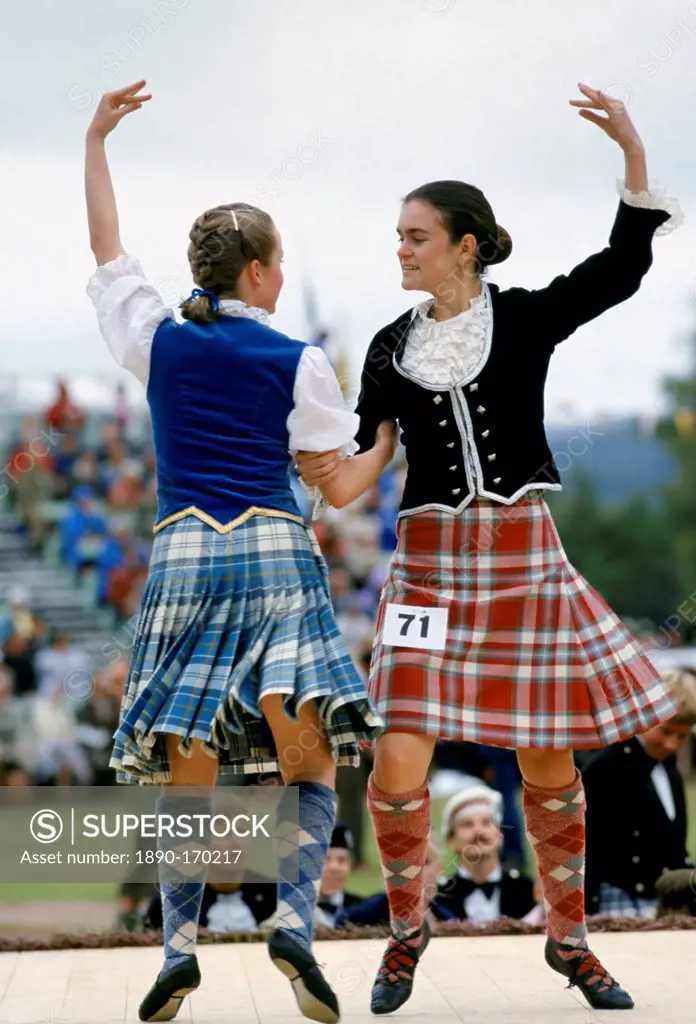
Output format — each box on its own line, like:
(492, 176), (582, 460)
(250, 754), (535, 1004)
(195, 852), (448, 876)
(84, 82), (174, 387)
(571, 83), (648, 193)
(520, 85), (680, 348)
(85, 80), (151, 266)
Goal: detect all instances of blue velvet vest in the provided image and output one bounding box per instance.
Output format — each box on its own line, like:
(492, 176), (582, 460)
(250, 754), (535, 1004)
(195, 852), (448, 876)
(147, 314), (305, 531)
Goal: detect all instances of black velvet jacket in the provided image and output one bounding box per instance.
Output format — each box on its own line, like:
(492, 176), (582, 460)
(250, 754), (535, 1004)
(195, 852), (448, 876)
(354, 201), (670, 516)
(582, 737), (693, 911)
(436, 866), (536, 921)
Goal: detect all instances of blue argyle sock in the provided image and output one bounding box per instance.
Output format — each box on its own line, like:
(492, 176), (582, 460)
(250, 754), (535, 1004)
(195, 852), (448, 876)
(275, 781), (337, 952)
(157, 793), (212, 971)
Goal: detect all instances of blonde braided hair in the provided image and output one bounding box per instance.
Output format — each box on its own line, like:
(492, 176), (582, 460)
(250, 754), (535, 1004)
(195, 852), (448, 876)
(180, 203), (276, 325)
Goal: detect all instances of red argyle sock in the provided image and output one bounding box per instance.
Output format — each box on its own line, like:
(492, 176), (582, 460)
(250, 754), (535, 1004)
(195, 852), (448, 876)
(367, 774), (430, 939)
(522, 768), (588, 949)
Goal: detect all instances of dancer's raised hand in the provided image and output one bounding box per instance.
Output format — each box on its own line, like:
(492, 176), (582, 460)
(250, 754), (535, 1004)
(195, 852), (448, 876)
(570, 83), (644, 153)
(87, 80), (152, 140)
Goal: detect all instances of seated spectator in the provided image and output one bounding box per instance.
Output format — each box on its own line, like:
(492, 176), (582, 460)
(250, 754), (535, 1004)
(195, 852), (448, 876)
(0, 585), (37, 644)
(108, 458), (145, 509)
(32, 697), (93, 786)
(7, 421), (53, 551)
(76, 659), (127, 787)
(314, 826), (363, 928)
(51, 433), (83, 499)
(70, 450), (100, 493)
(59, 486), (108, 572)
(144, 836), (276, 935)
(96, 437), (129, 495)
(107, 544), (148, 622)
(45, 379), (85, 436)
(94, 418), (123, 462)
(147, 880), (275, 935)
(95, 526), (133, 605)
(35, 631), (92, 709)
(2, 631), (37, 697)
(583, 667), (696, 919)
(436, 785), (537, 924)
(335, 840), (456, 929)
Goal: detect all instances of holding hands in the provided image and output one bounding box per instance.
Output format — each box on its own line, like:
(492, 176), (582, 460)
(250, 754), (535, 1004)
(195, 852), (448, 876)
(296, 420), (398, 507)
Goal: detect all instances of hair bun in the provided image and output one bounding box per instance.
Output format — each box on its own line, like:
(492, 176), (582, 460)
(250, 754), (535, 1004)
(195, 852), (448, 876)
(490, 225), (513, 265)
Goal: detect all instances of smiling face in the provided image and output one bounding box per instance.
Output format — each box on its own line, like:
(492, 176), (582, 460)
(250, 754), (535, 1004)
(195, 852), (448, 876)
(320, 847), (352, 897)
(397, 199), (477, 296)
(448, 807), (503, 863)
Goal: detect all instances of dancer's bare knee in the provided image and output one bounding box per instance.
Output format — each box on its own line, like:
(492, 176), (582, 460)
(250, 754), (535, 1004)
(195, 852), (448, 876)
(373, 732), (435, 793)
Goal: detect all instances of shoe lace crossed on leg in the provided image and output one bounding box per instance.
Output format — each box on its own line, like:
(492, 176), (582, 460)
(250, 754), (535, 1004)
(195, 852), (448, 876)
(371, 922), (430, 1015)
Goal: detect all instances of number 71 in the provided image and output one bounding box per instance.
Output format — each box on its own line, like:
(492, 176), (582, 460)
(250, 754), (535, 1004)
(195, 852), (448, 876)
(398, 612), (430, 638)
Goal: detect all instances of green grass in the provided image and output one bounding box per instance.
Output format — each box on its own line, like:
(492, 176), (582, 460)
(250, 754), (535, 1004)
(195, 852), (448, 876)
(0, 881), (118, 901)
(2, 783), (695, 904)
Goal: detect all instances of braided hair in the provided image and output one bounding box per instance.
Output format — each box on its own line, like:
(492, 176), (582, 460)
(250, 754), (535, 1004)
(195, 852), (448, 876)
(180, 203), (277, 325)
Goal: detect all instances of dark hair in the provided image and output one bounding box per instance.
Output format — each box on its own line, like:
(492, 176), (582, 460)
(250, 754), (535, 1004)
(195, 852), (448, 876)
(180, 203), (277, 325)
(403, 180), (513, 275)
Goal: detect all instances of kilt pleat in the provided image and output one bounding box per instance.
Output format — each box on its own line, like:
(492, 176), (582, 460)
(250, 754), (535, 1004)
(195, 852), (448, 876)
(110, 515), (383, 783)
(369, 494), (679, 749)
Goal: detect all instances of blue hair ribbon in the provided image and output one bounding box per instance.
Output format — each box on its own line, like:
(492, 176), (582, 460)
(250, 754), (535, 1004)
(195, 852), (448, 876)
(188, 288), (220, 313)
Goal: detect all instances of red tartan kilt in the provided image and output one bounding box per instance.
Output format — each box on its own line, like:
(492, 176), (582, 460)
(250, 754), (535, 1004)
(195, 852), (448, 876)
(368, 493), (678, 750)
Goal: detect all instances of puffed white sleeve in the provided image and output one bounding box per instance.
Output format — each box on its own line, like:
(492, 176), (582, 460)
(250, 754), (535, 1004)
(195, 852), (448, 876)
(616, 178), (684, 236)
(287, 346), (360, 456)
(86, 254), (176, 387)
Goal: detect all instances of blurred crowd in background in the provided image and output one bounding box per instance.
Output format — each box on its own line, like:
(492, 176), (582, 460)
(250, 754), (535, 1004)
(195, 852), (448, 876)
(1, 378), (696, 933)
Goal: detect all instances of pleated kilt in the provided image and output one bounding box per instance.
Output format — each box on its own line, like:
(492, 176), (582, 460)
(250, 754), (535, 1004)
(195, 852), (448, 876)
(368, 493), (679, 749)
(110, 515), (384, 783)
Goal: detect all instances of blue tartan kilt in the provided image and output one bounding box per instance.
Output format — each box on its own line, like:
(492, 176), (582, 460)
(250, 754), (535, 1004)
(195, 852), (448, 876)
(110, 514), (384, 783)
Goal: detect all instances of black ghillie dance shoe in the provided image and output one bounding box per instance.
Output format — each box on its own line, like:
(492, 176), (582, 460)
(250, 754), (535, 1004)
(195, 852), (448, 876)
(138, 954), (201, 1022)
(370, 919), (431, 1016)
(545, 939), (635, 1010)
(268, 928), (340, 1023)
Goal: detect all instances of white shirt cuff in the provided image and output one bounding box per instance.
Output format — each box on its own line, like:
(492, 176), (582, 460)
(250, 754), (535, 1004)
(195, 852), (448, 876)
(616, 178), (684, 236)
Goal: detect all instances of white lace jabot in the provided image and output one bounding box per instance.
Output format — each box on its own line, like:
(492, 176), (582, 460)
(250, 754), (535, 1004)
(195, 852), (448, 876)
(400, 286), (491, 389)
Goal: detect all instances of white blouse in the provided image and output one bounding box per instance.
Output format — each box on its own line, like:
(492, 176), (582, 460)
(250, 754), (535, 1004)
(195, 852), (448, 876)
(86, 254), (359, 457)
(398, 180), (682, 390)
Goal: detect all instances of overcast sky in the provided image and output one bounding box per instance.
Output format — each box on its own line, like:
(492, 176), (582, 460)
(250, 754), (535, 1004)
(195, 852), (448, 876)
(1, 0), (695, 420)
